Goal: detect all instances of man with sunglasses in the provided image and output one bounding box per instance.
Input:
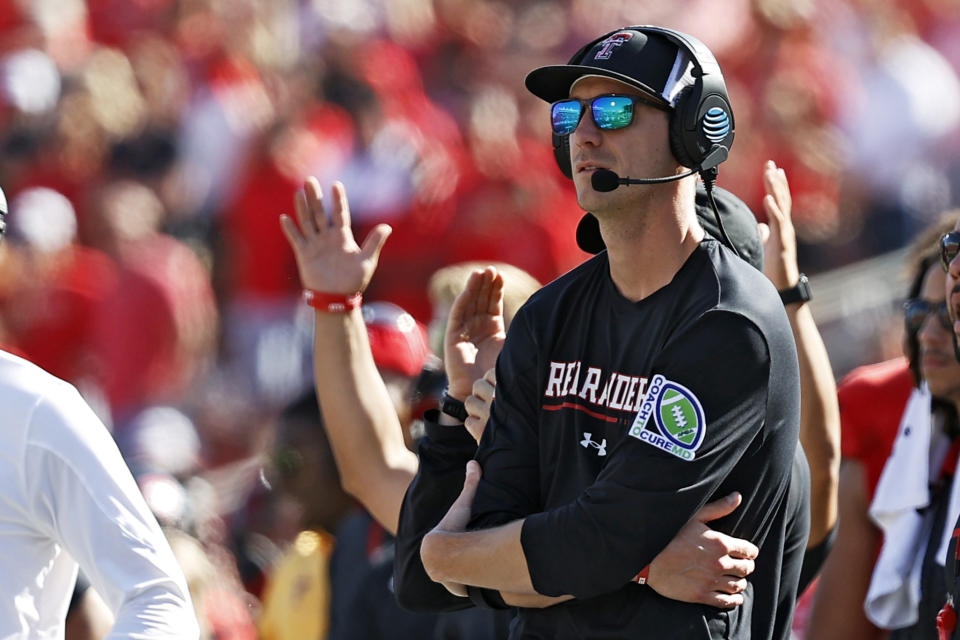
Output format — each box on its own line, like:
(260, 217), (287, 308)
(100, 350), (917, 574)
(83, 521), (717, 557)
(383, 27), (805, 640)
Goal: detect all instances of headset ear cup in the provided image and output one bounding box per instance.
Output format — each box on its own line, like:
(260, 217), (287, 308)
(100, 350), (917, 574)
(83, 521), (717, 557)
(668, 85), (698, 168)
(553, 132), (573, 179)
(668, 115), (696, 168)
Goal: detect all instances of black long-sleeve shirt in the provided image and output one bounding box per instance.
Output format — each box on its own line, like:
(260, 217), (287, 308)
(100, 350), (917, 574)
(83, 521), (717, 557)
(396, 240), (807, 639)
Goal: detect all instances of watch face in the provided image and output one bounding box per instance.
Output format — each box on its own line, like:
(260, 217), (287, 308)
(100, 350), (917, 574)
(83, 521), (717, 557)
(797, 275), (811, 301)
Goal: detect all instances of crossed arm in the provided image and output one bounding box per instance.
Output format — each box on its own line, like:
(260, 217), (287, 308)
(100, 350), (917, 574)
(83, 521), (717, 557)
(421, 461), (754, 605)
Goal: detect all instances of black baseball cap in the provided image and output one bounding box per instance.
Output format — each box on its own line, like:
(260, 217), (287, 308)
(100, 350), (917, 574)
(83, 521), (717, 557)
(575, 184), (764, 271)
(526, 28), (689, 107)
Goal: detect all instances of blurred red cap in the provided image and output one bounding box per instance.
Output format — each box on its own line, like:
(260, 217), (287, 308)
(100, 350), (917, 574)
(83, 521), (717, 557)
(362, 301), (432, 378)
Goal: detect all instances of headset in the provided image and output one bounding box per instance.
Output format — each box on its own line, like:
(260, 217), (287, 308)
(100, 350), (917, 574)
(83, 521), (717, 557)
(552, 25), (735, 180)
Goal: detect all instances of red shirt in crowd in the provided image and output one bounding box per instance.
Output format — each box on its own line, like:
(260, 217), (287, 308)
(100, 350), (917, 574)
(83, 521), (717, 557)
(838, 357), (915, 499)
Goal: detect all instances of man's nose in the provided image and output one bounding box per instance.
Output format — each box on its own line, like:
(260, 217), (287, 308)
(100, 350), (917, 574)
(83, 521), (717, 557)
(571, 109), (602, 147)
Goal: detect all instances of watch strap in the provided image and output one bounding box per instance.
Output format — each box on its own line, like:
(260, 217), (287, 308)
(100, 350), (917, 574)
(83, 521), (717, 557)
(440, 390), (468, 423)
(778, 273), (811, 306)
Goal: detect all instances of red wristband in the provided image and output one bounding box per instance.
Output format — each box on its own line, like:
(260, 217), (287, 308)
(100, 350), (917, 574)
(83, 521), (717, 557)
(303, 289), (362, 313)
(632, 565), (650, 585)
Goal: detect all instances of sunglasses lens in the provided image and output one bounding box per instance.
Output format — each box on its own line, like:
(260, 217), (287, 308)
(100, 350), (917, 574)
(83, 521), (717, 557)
(592, 96), (634, 130)
(941, 233), (960, 271)
(905, 299), (953, 333)
(905, 301), (923, 334)
(552, 100), (583, 135)
(938, 302), (953, 331)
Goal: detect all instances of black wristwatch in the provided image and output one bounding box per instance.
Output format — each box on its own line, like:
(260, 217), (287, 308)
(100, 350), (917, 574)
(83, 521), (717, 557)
(440, 390), (468, 422)
(779, 273), (811, 306)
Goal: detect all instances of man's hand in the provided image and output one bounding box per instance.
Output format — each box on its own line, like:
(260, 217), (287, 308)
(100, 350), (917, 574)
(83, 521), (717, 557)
(444, 268), (506, 399)
(464, 368), (496, 443)
(422, 460), (483, 596)
(279, 177), (392, 295)
(758, 160), (798, 290)
(647, 492), (758, 608)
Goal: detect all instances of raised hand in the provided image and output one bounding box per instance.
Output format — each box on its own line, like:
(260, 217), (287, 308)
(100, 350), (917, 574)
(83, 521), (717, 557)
(759, 160), (798, 290)
(279, 177), (392, 295)
(444, 267), (506, 400)
(647, 492), (758, 608)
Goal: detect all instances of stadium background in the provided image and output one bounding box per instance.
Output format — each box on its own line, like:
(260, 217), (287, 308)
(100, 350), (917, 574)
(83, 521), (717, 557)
(0, 0), (957, 635)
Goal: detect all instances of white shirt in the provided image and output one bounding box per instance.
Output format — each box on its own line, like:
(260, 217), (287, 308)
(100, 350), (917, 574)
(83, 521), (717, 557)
(0, 350), (199, 639)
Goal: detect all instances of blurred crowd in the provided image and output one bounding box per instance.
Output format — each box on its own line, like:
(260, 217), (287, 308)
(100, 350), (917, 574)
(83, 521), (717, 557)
(0, 0), (959, 637)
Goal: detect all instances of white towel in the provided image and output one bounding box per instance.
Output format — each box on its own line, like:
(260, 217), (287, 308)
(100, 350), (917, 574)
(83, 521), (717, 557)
(864, 385), (933, 629)
(870, 385), (933, 527)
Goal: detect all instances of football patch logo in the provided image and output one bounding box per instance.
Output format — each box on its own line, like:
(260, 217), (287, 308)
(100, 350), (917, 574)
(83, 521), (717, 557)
(628, 374), (705, 461)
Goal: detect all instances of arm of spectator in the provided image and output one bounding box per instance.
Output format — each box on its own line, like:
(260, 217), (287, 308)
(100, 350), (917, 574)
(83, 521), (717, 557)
(393, 414), (481, 613)
(24, 387), (198, 638)
(760, 159), (840, 548)
(281, 177), (416, 535)
(392, 268), (512, 612)
(805, 460), (883, 639)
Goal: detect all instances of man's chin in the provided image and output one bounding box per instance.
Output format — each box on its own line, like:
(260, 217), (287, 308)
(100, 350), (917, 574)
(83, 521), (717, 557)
(576, 190), (614, 214)
(576, 194), (597, 213)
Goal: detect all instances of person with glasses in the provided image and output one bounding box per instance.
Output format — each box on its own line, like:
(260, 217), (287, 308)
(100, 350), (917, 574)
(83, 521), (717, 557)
(808, 213), (960, 640)
(383, 26), (804, 639)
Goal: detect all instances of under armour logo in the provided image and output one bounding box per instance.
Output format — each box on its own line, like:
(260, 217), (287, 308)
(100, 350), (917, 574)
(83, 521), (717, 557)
(580, 432), (607, 456)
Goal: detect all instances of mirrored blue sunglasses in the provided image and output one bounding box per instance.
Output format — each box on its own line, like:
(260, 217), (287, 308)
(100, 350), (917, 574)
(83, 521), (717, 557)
(550, 93), (669, 136)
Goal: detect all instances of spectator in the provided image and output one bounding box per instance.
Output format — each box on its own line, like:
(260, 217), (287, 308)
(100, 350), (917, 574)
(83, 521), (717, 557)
(0, 189), (200, 638)
(258, 391), (354, 640)
(808, 212), (960, 638)
(0, 187), (115, 390)
(86, 180), (218, 424)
